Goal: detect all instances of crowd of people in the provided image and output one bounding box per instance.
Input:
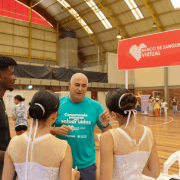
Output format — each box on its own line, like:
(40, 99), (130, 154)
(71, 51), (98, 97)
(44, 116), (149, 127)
(0, 55), (161, 180)
(148, 96), (169, 117)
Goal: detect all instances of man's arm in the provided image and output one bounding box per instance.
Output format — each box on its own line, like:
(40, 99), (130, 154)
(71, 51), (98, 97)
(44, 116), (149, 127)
(101, 124), (112, 132)
(50, 125), (73, 136)
(0, 150), (5, 161)
(99, 111), (112, 133)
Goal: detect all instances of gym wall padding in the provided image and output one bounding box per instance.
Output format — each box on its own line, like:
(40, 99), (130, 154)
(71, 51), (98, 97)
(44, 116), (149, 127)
(15, 64), (108, 83)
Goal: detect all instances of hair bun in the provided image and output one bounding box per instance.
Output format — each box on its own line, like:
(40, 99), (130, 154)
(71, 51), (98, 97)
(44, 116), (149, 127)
(121, 93), (137, 110)
(22, 98), (25, 101)
(29, 104), (44, 119)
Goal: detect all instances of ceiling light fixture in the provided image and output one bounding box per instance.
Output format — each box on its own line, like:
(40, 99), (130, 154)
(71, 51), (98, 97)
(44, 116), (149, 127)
(117, 32), (121, 39)
(152, 22), (157, 29)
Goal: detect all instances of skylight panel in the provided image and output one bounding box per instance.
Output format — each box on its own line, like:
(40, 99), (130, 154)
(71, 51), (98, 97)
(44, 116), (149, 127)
(170, 0), (180, 9)
(57, 0), (93, 34)
(85, 0), (112, 29)
(84, 26), (93, 34)
(124, 0), (144, 20)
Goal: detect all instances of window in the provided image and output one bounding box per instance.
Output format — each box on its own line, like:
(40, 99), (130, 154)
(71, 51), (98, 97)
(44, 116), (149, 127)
(85, 0), (112, 29)
(53, 86), (60, 91)
(45, 86), (51, 90)
(36, 86), (45, 90)
(170, 0), (180, 9)
(24, 85), (33, 90)
(0, 0), (51, 26)
(57, 0), (93, 34)
(124, 0), (144, 20)
(14, 85), (24, 89)
(61, 86), (68, 91)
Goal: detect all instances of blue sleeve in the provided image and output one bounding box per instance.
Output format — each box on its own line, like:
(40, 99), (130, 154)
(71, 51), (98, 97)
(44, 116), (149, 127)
(52, 98), (61, 127)
(96, 102), (104, 130)
(12, 106), (16, 115)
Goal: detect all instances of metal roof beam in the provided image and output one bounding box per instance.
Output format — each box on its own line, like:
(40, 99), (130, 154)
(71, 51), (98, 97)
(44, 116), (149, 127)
(83, 21), (180, 58)
(96, 0), (125, 39)
(102, 0), (129, 38)
(54, 0), (118, 19)
(58, 0), (161, 27)
(142, 0), (161, 32)
(55, 0), (106, 59)
(78, 8), (180, 40)
(147, 0), (165, 31)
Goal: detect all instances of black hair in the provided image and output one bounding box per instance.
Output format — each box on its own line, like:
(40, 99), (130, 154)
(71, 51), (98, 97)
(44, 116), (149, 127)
(0, 55), (17, 71)
(149, 96), (152, 99)
(14, 95), (25, 102)
(29, 90), (59, 121)
(106, 88), (137, 117)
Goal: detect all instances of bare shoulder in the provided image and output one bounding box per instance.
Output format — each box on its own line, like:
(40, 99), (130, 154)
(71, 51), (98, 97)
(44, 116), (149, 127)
(100, 130), (113, 142)
(50, 136), (68, 145)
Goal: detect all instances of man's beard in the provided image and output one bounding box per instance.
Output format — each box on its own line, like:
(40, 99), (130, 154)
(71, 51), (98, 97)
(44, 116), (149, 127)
(9, 88), (14, 91)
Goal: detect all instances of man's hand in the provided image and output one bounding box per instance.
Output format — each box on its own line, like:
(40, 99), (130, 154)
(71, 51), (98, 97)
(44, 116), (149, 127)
(56, 125), (73, 136)
(72, 167), (81, 180)
(99, 110), (111, 127)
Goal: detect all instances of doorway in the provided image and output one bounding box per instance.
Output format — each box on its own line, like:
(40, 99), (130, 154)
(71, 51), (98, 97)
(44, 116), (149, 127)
(91, 91), (98, 100)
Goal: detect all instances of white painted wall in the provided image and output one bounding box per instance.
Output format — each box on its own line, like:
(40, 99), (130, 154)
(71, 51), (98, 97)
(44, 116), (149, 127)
(86, 91), (91, 99)
(106, 52), (134, 84)
(3, 90), (38, 118)
(168, 66), (180, 86)
(134, 67), (164, 88)
(98, 92), (107, 110)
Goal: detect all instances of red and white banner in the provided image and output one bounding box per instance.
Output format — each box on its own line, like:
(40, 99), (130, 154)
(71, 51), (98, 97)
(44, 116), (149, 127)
(118, 29), (180, 70)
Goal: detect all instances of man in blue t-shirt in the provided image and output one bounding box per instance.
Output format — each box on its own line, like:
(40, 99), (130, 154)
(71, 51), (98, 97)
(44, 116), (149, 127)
(51, 73), (112, 180)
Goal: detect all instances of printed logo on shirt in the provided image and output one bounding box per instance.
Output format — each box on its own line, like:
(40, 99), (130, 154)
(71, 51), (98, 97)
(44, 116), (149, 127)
(68, 125), (79, 130)
(66, 135), (75, 138)
(61, 113), (91, 124)
(77, 135), (87, 139)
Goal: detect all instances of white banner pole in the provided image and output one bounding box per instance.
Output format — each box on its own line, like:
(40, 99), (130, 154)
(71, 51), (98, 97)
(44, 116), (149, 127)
(125, 70), (128, 89)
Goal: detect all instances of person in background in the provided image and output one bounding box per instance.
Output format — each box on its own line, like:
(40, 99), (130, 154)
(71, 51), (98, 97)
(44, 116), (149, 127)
(2, 90), (80, 180)
(12, 95), (29, 135)
(172, 96), (178, 115)
(99, 88), (160, 180)
(154, 98), (161, 117)
(148, 96), (154, 117)
(0, 55), (17, 180)
(161, 99), (167, 115)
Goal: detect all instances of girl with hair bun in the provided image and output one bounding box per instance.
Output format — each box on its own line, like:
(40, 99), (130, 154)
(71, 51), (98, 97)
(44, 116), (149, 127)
(12, 95), (29, 135)
(3, 90), (80, 180)
(99, 88), (160, 180)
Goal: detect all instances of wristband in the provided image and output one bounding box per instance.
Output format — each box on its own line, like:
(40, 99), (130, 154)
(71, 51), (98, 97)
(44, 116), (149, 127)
(102, 123), (109, 128)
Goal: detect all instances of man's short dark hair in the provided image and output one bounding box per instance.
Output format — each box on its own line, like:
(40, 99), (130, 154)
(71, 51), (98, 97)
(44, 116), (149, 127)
(0, 55), (17, 71)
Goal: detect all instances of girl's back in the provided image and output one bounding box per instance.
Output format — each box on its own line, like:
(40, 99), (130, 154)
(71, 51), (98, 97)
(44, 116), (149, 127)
(8, 132), (67, 180)
(109, 125), (154, 180)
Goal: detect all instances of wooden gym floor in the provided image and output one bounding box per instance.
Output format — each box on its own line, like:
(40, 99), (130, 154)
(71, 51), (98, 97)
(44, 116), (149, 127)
(9, 111), (180, 175)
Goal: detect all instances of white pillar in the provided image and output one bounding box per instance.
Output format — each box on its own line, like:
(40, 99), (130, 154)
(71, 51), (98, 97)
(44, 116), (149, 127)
(125, 70), (128, 89)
